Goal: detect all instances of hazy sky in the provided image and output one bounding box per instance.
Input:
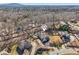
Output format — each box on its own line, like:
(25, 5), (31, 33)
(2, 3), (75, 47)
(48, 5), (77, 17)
(0, 3), (79, 5)
(22, 3), (79, 5)
(0, 0), (78, 4)
(0, 0), (79, 5)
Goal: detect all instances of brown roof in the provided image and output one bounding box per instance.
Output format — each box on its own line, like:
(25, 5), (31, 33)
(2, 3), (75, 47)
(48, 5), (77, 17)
(67, 39), (79, 47)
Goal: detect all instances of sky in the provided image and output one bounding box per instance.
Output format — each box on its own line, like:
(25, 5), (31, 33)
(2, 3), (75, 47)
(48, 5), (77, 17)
(0, 3), (79, 5)
(0, 0), (79, 6)
(0, 0), (79, 4)
(22, 3), (79, 5)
